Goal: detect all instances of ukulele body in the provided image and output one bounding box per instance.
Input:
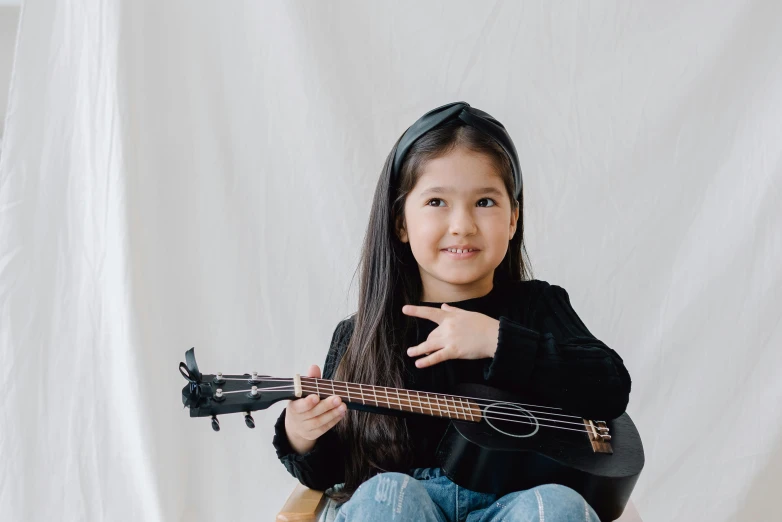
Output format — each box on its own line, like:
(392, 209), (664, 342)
(435, 383), (644, 522)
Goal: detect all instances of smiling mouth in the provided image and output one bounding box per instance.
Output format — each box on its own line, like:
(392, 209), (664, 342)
(441, 249), (480, 259)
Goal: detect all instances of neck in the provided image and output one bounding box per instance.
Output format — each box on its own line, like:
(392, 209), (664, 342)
(419, 274), (495, 303)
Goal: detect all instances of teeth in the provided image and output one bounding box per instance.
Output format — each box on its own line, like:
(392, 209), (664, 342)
(447, 248), (474, 253)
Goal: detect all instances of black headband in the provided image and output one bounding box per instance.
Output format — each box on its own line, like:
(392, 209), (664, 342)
(391, 101), (522, 199)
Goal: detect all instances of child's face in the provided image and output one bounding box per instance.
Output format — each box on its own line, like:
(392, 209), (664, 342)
(398, 146), (519, 300)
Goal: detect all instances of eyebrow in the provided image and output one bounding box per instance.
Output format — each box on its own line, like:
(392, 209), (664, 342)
(418, 186), (505, 197)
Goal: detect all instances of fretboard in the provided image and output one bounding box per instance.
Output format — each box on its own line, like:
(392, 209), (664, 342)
(299, 377), (482, 422)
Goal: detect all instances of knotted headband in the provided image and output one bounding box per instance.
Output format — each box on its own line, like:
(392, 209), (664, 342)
(391, 101), (523, 199)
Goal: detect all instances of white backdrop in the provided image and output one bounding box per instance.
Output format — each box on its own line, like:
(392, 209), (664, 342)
(1, 1), (781, 521)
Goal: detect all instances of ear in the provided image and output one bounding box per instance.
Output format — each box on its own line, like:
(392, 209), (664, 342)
(396, 216), (408, 243)
(509, 203), (519, 240)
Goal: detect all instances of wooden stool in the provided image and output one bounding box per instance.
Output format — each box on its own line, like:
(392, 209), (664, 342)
(275, 483), (643, 521)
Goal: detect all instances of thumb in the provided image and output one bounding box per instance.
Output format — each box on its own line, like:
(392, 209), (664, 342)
(306, 364), (321, 378)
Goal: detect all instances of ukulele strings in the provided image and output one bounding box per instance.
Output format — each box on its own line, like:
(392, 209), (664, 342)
(295, 384), (591, 431)
(228, 383), (593, 434)
(216, 376), (582, 419)
(211, 382), (596, 434)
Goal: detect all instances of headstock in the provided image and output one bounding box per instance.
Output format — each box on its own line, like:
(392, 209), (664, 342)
(179, 348), (296, 431)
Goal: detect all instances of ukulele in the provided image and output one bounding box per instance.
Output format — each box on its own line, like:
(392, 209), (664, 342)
(179, 348), (644, 521)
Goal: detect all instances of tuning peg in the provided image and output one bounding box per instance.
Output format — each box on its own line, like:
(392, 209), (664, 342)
(211, 415), (220, 432)
(244, 412), (255, 429)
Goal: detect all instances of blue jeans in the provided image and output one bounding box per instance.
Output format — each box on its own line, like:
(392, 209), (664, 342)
(320, 467), (599, 522)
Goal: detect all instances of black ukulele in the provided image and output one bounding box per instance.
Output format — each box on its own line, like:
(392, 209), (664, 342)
(179, 348), (644, 521)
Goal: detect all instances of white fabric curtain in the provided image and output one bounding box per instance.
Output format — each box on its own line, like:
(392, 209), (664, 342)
(1, 1), (780, 521)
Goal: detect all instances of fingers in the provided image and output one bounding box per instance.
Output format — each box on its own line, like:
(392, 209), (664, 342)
(402, 305), (444, 323)
(304, 400), (348, 438)
(302, 395), (343, 420)
(407, 341), (437, 357)
(285, 363), (346, 441)
(289, 393), (341, 417)
(408, 339), (442, 362)
(415, 347), (448, 368)
(287, 394), (347, 440)
(290, 393), (320, 414)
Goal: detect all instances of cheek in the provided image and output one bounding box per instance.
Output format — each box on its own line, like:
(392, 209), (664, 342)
(482, 221), (511, 254)
(407, 218), (441, 247)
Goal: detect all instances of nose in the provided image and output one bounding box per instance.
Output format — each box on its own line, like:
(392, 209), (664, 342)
(448, 206), (477, 236)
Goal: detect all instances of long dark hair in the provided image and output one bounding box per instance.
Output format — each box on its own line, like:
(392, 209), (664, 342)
(330, 119), (534, 502)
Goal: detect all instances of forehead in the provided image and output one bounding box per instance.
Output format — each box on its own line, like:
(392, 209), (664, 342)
(414, 147), (505, 194)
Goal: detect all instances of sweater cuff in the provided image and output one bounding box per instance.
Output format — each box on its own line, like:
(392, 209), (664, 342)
(273, 408), (341, 467)
(483, 316), (541, 384)
(273, 408), (318, 462)
(272, 408), (297, 458)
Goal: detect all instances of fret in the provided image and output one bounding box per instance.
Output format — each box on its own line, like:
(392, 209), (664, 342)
(435, 393), (443, 417)
(468, 398), (476, 421)
(425, 391), (434, 416)
(330, 380), (336, 398)
(458, 397), (469, 421)
(393, 388), (403, 412)
(315, 378), (320, 399)
(371, 384), (379, 407)
(346, 383), (351, 403)
(359, 383), (365, 405)
(383, 387), (391, 409)
(406, 390), (414, 414)
(444, 395), (453, 419)
(413, 390), (421, 414)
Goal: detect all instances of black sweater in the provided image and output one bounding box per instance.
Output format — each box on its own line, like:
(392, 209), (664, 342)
(272, 279), (632, 491)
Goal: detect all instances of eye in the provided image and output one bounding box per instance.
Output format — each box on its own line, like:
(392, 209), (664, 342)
(477, 198), (497, 207)
(426, 198), (445, 207)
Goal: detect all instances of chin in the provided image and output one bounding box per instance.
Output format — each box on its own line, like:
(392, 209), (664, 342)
(435, 272), (482, 285)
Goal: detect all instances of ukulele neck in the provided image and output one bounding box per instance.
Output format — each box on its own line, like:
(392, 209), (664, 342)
(297, 376), (482, 422)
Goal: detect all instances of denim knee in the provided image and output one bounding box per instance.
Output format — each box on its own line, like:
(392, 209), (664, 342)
(339, 472), (432, 520)
(526, 484), (597, 521)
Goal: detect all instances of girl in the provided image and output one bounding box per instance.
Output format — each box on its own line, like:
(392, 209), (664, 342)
(272, 102), (631, 521)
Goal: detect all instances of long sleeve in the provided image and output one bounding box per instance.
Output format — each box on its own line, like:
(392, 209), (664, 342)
(483, 283), (631, 420)
(271, 317), (354, 491)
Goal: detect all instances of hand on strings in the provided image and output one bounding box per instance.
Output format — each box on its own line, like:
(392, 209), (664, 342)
(284, 364), (347, 455)
(402, 304), (500, 369)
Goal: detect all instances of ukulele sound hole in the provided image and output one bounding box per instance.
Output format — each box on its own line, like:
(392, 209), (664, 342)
(483, 402), (540, 438)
